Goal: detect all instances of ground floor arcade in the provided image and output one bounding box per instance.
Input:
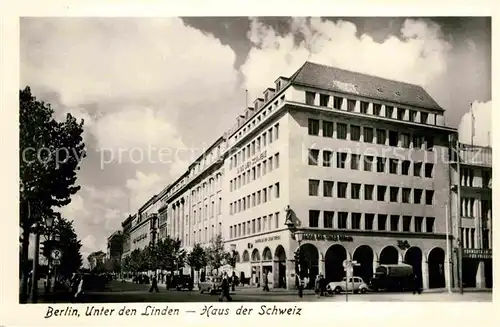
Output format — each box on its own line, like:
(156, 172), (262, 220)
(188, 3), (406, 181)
(232, 230), (452, 291)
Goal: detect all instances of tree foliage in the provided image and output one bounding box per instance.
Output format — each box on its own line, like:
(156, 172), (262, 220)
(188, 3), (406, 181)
(206, 234), (230, 273)
(187, 243), (207, 273)
(19, 86), (86, 302)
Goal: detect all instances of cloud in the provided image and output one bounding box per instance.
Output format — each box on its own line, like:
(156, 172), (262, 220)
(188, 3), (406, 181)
(125, 171), (167, 213)
(458, 100), (492, 146)
(241, 17), (452, 101)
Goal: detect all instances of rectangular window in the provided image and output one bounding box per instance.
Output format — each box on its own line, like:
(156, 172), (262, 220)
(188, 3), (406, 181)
(389, 159), (399, 174)
(385, 106), (394, 118)
(397, 108), (405, 120)
(401, 133), (410, 148)
(350, 125), (361, 141)
(309, 210), (320, 227)
(390, 186), (399, 202)
(414, 162), (422, 177)
(323, 121), (334, 137)
(376, 129), (386, 145)
(262, 133), (267, 147)
(275, 182), (280, 198)
(414, 189), (423, 204)
(365, 214), (374, 230)
(364, 156), (374, 172)
(320, 94), (329, 107)
(364, 184), (374, 200)
(324, 211), (334, 228)
(425, 190), (434, 205)
(275, 212), (280, 229)
(337, 152), (348, 168)
(421, 112), (429, 124)
(338, 212), (348, 229)
(337, 123), (347, 139)
(274, 123), (279, 140)
(268, 128), (273, 143)
(309, 179), (320, 196)
(376, 157), (386, 173)
(389, 131), (399, 146)
(309, 149), (319, 165)
(364, 127), (374, 143)
(378, 214), (387, 231)
(482, 229), (490, 249)
(402, 160), (411, 175)
(274, 153), (280, 168)
(373, 103), (382, 116)
(268, 157), (273, 171)
(323, 150), (332, 167)
(425, 217), (435, 233)
(351, 154), (360, 170)
(390, 215), (399, 231)
(337, 182), (348, 198)
(347, 99), (356, 111)
(333, 96), (343, 109)
(351, 183), (361, 199)
(306, 91), (315, 105)
(351, 213), (361, 229)
(425, 163), (434, 178)
(323, 181), (334, 197)
(377, 185), (387, 201)
(410, 110), (417, 122)
(360, 101), (369, 114)
(414, 217), (423, 233)
(402, 188), (411, 203)
(413, 135), (423, 149)
(257, 191), (261, 205)
(308, 119), (320, 136)
(425, 136), (434, 150)
(262, 188), (267, 203)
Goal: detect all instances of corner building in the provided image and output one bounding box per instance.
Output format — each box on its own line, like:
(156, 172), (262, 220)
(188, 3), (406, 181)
(225, 62), (457, 290)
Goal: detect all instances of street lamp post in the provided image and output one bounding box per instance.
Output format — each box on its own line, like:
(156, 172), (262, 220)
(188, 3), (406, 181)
(230, 244), (237, 291)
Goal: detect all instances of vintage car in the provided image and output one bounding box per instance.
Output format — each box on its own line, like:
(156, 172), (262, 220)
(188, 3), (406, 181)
(326, 276), (370, 294)
(175, 274), (194, 291)
(199, 276), (223, 294)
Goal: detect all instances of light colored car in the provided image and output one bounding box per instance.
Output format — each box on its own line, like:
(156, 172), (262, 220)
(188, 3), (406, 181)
(326, 276), (369, 294)
(199, 277), (222, 294)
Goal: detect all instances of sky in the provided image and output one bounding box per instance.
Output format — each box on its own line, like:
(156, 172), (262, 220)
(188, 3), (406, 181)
(20, 17), (492, 262)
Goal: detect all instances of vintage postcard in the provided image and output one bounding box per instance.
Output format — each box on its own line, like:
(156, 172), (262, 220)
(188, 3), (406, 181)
(0, 3), (496, 327)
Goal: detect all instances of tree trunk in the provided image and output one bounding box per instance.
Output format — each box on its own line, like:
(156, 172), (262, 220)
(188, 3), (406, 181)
(20, 227), (30, 303)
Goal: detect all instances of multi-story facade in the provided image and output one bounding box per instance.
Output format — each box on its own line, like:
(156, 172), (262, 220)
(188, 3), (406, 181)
(224, 62), (456, 290)
(88, 251), (106, 270)
(129, 195), (162, 252)
(450, 143), (492, 288)
(106, 231), (123, 261)
(121, 214), (134, 260)
(116, 61), (492, 291)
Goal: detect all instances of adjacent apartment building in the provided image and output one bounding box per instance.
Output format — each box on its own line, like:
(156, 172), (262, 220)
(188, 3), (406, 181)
(118, 61), (492, 291)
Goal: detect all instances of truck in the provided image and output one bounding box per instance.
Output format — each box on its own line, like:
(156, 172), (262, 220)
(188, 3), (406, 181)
(370, 264), (414, 292)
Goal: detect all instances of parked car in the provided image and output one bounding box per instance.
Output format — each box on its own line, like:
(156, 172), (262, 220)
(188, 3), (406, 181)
(370, 264), (414, 292)
(199, 276), (223, 294)
(326, 276), (369, 294)
(175, 275), (194, 291)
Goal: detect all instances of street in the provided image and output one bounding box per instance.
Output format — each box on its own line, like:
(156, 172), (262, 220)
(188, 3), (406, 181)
(76, 281), (491, 303)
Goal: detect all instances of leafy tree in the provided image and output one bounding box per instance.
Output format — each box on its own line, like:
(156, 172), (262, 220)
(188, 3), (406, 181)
(206, 234), (230, 275)
(187, 243), (207, 281)
(41, 216), (83, 278)
(19, 87), (86, 302)
(155, 236), (186, 272)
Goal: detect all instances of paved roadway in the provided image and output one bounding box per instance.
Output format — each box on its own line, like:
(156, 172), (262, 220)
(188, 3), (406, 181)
(79, 281), (491, 303)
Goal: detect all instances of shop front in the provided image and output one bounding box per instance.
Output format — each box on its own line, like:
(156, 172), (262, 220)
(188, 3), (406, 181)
(461, 248), (492, 288)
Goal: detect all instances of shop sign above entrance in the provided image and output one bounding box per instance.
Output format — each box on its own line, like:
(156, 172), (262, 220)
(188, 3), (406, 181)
(255, 235), (281, 244)
(303, 233), (353, 242)
(463, 248), (492, 260)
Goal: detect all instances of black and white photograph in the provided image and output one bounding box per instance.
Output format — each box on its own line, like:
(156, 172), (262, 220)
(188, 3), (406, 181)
(16, 15), (492, 307)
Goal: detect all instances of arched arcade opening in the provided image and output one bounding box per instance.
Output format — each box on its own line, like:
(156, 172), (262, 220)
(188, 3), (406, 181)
(379, 246), (399, 265)
(404, 247), (423, 288)
(299, 243), (319, 289)
(428, 247), (445, 289)
(353, 245), (374, 283)
(325, 244), (347, 283)
(274, 245), (287, 288)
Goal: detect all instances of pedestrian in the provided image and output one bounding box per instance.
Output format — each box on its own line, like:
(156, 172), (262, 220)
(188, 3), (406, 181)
(74, 275), (84, 302)
(262, 270), (270, 292)
(231, 271), (236, 291)
(295, 274), (303, 298)
(412, 274), (421, 295)
(314, 275), (321, 298)
(218, 272), (232, 302)
(149, 274), (159, 293)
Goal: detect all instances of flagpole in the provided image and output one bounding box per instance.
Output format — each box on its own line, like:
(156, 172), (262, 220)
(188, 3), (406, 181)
(470, 102), (474, 147)
(445, 204), (452, 293)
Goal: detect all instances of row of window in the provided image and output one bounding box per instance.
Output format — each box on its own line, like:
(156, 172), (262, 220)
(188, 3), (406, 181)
(190, 173), (223, 203)
(230, 153), (280, 191)
(191, 196), (223, 224)
(230, 182), (281, 215)
(307, 118), (434, 150)
(188, 222), (223, 246)
(229, 212), (281, 239)
(230, 123), (280, 170)
(308, 210), (435, 233)
(233, 95), (285, 143)
(308, 180), (435, 204)
(304, 91), (438, 125)
(460, 168), (492, 188)
(460, 227), (491, 249)
(308, 149), (435, 178)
